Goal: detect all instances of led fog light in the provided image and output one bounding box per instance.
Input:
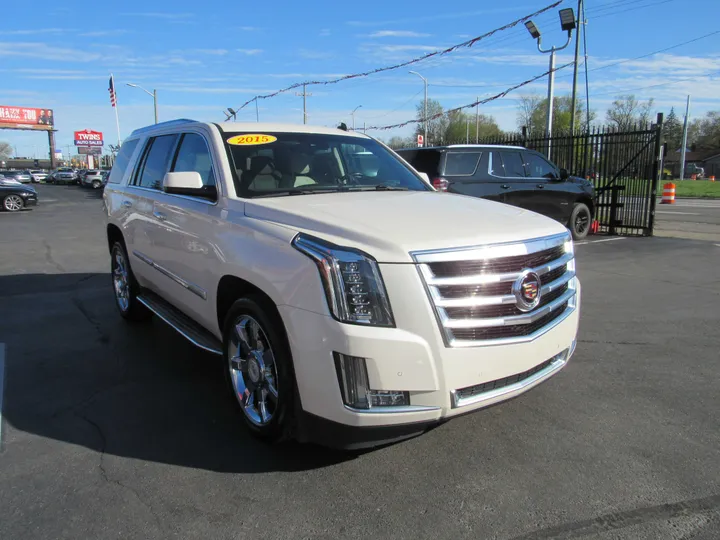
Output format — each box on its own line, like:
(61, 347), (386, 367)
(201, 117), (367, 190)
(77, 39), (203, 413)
(334, 352), (409, 410)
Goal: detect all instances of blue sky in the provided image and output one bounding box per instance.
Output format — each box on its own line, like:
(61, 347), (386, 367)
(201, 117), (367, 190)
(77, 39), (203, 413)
(2, 0), (719, 158)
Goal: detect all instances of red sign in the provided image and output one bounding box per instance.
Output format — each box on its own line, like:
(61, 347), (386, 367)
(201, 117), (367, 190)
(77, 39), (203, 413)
(74, 129), (104, 147)
(417, 134), (424, 147)
(0, 105), (54, 128)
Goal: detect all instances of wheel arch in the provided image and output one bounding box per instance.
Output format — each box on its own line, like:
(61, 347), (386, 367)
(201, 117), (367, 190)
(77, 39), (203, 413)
(107, 223), (124, 252)
(576, 195), (595, 218)
(216, 275), (287, 341)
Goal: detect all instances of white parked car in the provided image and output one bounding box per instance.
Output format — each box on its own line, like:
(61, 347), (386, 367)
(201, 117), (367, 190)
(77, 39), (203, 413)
(30, 170), (48, 182)
(81, 169), (105, 188)
(103, 120), (580, 449)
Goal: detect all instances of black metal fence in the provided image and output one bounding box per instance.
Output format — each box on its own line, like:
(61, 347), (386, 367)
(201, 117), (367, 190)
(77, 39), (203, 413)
(442, 114), (664, 236)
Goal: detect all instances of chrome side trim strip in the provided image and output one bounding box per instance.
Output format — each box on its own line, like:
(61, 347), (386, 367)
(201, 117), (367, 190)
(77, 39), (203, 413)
(132, 250), (207, 300)
(450, 351), (569, 409)
(421, 252), (573, 286)
(343, 404), (441, 414)
(137, 297), (221, 355)
(440, 286), (576, 329)
(412, 232), (568, 263)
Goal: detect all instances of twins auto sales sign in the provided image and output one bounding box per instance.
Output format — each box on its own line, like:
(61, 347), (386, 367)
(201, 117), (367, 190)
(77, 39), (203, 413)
(74, 129), (104, 147)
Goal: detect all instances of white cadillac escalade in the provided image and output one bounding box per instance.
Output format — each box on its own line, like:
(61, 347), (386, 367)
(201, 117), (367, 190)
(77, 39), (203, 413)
(103, 120), (579, 449)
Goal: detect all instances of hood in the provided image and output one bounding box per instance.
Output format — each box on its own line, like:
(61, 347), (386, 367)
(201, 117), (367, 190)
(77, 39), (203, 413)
(244, 191), (567, 263)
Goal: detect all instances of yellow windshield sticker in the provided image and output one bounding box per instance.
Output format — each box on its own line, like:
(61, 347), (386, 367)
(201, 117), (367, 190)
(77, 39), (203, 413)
(227, 134), (277, 146)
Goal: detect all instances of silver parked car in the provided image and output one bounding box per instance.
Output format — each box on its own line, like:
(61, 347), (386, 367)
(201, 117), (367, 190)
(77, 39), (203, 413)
(81, 169), (105, 189)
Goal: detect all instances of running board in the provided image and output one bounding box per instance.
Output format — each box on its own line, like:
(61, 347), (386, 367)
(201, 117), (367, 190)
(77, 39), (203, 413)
(137, 290), (223, 355)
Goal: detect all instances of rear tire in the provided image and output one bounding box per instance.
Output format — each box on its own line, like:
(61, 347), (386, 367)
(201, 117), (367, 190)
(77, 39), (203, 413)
(92, 180), (101, 189)
(569, 202), (591, 240)
(223, 297), (295, 443)
(110, 241), (151, 321)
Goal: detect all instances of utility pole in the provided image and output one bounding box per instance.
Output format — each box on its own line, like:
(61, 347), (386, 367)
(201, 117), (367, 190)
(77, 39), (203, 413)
(466, 117), (470, 144)
(475, 98), (480, 144)
(294, 84), (312, 124)
(255, 98), (259, 122)
(569, 0), (583, 135)
(680, 95), (691, 180)
(409, 71), (428, 146)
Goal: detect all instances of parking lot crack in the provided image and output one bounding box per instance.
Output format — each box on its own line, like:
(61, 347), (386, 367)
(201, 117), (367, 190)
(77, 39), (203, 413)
(42, 240), (65, 272)
(579, 339), (650, 346)
(71, 297), (110, 345)
(73, 409), (167, 537)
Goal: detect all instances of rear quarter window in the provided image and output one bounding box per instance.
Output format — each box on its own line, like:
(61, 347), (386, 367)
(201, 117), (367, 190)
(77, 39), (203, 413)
(397, 149), (442, 177)
(443, 152), (482, 176)
(107, 139), (140, 185)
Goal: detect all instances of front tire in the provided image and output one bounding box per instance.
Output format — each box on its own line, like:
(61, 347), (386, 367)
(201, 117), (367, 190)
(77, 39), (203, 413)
(223, 297), (295, 443)
(569, 202), (591, 240)
(3, 194), (24, 212)
(110, 241), (151, 321)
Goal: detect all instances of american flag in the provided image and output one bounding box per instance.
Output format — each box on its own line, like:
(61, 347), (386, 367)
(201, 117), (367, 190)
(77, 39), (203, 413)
(108, 75), (117, 107)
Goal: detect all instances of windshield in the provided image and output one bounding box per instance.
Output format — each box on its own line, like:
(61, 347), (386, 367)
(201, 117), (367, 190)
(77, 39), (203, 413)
(223, 132), (431, 198)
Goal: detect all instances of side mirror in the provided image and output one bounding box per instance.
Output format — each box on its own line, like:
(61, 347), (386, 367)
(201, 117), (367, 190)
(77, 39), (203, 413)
(163, 171), (216, 199)
(417, 171), (430, 183)
(559, 168), (569, 180)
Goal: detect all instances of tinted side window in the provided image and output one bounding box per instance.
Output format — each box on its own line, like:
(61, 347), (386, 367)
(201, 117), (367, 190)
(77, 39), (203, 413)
(172, 133), (216, 187)
(525, 152), (558, 179)
(136, 135), (178, 190)
(398, 149), (441, 176)
(499, 151), (526, 178)
(107, 139), (139, 184)
(444, 152), (482, 176)
(490, 151), (505, 177)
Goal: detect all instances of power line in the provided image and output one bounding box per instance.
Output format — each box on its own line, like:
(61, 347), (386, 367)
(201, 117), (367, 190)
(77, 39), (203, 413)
(590, 0), (678, 19)
(361, 89), (424, 119)
(366, 61), (574, 131)
(227, 1), (563, 116)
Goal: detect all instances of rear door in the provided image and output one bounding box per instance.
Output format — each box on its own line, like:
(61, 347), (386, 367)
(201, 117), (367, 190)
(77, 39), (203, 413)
(524, 150), (575, 222)
(396, 149), (442, 184)
(445, 150), (506, 203)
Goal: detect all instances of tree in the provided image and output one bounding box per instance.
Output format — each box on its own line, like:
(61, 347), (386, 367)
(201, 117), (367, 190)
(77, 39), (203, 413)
(687, 111), (720, 150)
(0, 141), (12, 160)
(386, 136), (415, 149)
(663, 107), (683, 152)
(606, 94), (655, 130)
(415, 99), (448, 146)
(444, 109), (501, 143)
(516, 94), (594, 135)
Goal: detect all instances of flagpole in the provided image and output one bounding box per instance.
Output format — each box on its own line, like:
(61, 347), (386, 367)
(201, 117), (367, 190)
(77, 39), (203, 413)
(111, 74), (121, 146)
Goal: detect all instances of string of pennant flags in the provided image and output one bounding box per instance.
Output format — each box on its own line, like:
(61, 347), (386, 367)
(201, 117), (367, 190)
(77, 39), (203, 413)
(229, 0), (563, 115)
(363, 61), (575, 131)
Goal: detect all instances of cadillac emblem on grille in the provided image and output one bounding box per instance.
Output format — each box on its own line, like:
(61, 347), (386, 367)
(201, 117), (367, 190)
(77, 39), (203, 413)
(513, 270), (541, 312)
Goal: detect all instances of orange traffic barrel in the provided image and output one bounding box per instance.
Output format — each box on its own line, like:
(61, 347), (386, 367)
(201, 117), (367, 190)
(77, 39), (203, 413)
(691, 174), (697, 180)
(661, 183), (676, 204)
(710, 176), (716, 182)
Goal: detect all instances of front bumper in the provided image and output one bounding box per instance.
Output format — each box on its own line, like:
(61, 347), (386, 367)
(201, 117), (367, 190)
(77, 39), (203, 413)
(281, 267), (580, 449)
(22, 196), (38, 207)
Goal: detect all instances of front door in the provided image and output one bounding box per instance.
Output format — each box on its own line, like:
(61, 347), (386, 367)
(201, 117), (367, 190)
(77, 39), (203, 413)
(146, 132), (220, 331)
(447, 150), (507, 203)
(524, 150), (575, 223)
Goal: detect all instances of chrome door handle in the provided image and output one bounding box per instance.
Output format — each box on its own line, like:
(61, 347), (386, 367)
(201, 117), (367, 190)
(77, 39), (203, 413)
(536, 184), (545, 189)
(501, 184), (511, 189)
(153, 210), (167, 221)
(121, 200), (132, 208)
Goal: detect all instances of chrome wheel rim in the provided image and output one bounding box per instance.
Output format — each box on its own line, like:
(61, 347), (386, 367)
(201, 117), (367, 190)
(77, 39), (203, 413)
(4, 195), (23, 211)
(112, 248), (130, 312)
(228, 315), (278, 426)
(575, 211), (590, 235)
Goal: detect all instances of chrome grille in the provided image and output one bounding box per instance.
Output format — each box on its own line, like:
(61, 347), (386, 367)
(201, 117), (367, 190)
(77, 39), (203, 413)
(412, 233), (577, 347)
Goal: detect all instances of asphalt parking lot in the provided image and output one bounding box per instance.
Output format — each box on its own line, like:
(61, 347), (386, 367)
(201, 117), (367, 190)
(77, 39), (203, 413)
(1, 184), (719, 540)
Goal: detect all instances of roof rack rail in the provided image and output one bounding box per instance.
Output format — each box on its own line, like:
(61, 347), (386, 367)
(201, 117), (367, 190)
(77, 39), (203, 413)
(130, 118), (198, 137)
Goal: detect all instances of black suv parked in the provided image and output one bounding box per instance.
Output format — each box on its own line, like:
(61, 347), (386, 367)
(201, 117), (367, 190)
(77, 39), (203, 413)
(397, 145), (595, 239)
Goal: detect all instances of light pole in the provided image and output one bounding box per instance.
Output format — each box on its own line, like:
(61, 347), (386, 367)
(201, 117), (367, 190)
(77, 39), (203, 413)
(351, 105), (362, 131)
(409, 71), (428, 147)
(524, 8), (576, 159)
(127, 83), (158, 124)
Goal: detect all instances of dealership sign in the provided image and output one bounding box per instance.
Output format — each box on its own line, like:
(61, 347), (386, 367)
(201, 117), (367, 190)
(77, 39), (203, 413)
(0, 105), (55, 130)
(78, 146), (102, 155)
(74, 129), (104, 147)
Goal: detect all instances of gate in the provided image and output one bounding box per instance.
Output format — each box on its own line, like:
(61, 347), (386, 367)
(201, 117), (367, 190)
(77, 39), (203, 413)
(470, 114), (664, 236)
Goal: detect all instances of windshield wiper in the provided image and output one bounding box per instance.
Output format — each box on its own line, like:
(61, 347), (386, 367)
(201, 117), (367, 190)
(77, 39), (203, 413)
(252, 186), (350, 198)
(342, 184), (409, 191)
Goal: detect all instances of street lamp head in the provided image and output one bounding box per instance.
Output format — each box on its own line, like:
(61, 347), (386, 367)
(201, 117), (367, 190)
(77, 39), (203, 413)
(524, 20), (541, 40)
(559, 8), (576, 32)
(126, 83), (138, 88)
(227, 108), (237, 115)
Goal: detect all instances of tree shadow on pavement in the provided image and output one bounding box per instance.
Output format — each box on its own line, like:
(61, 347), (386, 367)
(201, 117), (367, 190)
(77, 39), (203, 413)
(0, 272), (356, 473)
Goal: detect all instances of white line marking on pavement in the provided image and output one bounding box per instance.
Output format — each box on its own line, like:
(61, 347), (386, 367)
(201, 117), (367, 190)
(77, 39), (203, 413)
(575, 237), (627, 246)
(0, 344), (5, 452)
(656, 211), (701, 215)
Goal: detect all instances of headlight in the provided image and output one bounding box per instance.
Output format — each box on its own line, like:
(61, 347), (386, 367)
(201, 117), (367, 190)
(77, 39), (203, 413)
(293, 234), (394, 327)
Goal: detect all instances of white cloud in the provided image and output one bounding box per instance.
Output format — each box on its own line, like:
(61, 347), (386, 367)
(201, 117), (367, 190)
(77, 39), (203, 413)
(347, 7), (536, 27)
(3, 28), (72, 35)
(368, 30), (431, 38)
(193, 49), (229, 56)
(0, 42), (102, 62)
(80, 29), (129, 37)
(237, 49), (263, 56)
